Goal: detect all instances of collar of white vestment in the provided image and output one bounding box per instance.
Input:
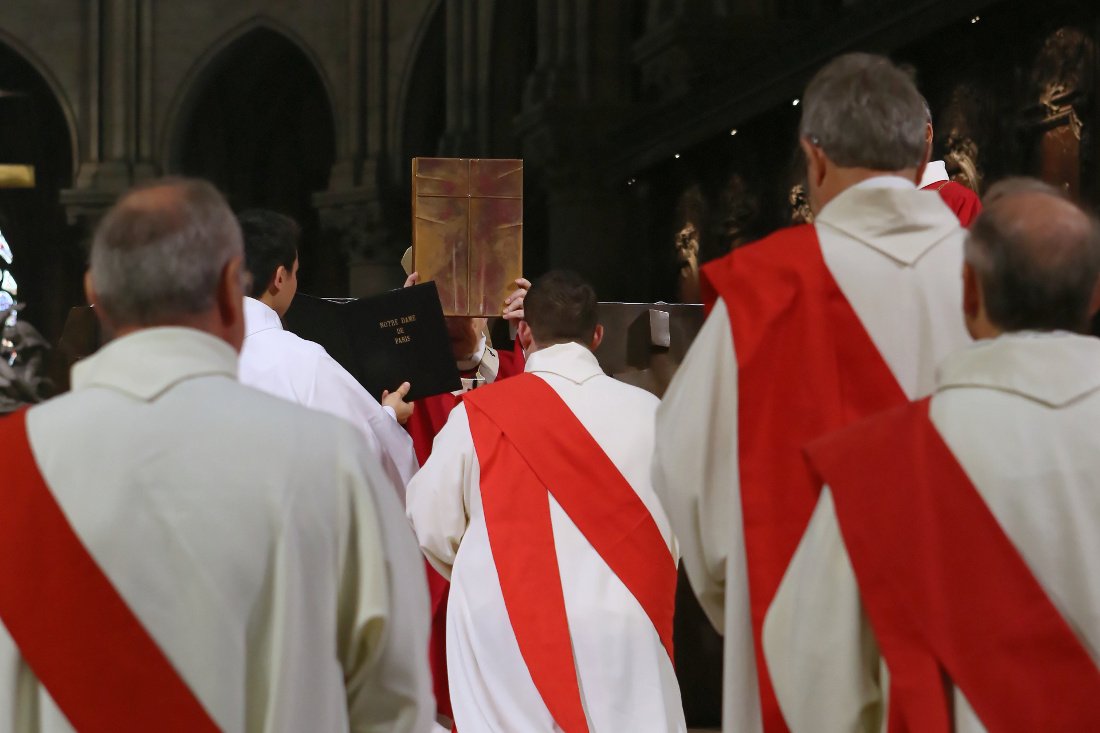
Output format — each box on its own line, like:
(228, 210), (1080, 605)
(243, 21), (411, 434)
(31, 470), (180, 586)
(242, 296), (283, 338)
(816, 175), (960, 267)
(71, 326), (238, 401)
(918, 160), (950, 188)
(525, 341), (604, 385)
(452, 335), (501, 394)
(936, 332), (1100, 408)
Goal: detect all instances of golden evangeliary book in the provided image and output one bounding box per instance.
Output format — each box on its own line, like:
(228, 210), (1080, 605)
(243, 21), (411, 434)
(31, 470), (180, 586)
(412, 157), (523, 316)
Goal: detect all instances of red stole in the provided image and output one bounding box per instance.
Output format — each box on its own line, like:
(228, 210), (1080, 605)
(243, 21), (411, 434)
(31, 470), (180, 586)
(406, 342), (527, 465)
(805, 398), (1100, 732)
(464, 374), (677, 733)
(404, 341), (525, 720)
(700, 224), (907, 733)
(0, 409), (219, 732)
(922, 179), (982, 227)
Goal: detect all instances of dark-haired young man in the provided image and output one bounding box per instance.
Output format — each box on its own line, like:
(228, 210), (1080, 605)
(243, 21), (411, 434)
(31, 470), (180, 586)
(406, 270), (687, 733)
(764, 178), (1100, 731)
(237, 209), (419, 492)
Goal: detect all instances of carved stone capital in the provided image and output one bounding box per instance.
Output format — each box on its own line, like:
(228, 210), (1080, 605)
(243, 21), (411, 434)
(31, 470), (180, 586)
(312, 188), (393, 261)
(60, 159), (159, 227)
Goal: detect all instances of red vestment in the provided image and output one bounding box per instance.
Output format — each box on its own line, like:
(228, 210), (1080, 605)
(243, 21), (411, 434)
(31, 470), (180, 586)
(0, 410), (219, 732)
(923, 179), (982, 227)
(464, 373), (676, 733)
(699, 224), (906, 733)
(805, 398), (1100, 732)
(404, 340), (524, 721)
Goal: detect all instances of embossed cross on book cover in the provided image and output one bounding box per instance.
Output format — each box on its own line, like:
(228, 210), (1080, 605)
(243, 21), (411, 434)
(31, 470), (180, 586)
(412, 157), (523, 317)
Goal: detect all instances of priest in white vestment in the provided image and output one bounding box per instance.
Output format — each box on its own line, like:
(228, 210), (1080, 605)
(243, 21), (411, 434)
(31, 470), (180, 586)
(407, 271), (687, 733)
(652, 53), (972, 733)
(764, 179), (1100, 732)
(236, 209), (419, 492)
(0, 180), (434, 733)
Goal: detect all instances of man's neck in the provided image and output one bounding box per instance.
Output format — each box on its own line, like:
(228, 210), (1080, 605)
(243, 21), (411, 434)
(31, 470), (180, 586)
(816, 168), (919, 211)
(109, 315), (237, 349)
(257, 294), (283, 318)
(525, 339), (588, 356)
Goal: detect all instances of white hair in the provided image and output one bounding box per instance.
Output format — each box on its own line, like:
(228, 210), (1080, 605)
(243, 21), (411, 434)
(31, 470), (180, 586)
(90, 178), (242, 326)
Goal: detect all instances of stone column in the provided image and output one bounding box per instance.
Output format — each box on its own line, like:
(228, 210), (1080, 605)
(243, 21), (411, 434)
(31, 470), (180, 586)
(313, 0), (405, 297)
(60, 0), (157, 227)
(438, 0), (479, 155)
(516, 0), (637, 300)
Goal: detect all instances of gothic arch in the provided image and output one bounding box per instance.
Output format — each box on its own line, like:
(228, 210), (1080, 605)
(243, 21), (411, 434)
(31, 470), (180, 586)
(0, 34), (81, 343)
(0, 29), (79, 178)
(161, 16), (338, 172)
(164, 21), (340, 295)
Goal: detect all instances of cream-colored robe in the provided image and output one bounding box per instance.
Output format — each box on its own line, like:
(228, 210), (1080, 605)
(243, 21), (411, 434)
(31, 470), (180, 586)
(406, 342), (687, 733)
(239, 296), (420, 494)
(0, 327), (434, 733)
(764, 333), (1100, 733)
(652, 177), (972, 733)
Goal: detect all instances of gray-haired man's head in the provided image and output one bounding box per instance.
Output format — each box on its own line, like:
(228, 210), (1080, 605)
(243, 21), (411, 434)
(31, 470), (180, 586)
(798, 53), (931, 211)
(964, 177), (1100, 337)
(87, 177), (246, 347)
(800, 52), (929, 171)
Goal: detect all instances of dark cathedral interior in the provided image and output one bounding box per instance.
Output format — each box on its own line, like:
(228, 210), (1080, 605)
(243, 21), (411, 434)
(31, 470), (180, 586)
(0, 0), (1096, 349)
(0, 2), (1098, 729)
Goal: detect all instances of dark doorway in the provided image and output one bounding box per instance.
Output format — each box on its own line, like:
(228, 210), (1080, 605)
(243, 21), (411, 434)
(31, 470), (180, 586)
(0, 41), (77, 344)
(174, 28), (340, 295)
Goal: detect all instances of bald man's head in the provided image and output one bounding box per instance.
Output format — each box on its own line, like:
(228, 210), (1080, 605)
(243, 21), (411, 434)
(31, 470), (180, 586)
(965, 178), (1100, 335)
(89, 178), (244, 328)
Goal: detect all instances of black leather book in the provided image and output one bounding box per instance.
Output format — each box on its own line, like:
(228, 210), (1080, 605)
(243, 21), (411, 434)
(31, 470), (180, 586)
(282, 282), (460, 401)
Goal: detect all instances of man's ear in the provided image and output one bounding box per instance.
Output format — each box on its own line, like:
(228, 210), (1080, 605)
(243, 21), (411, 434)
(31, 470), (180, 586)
(517, 320), (534, 352)
(83, 270), (98, 308)
(269, 264), (288, 295)
(589, 324), (604, 352)
(217, 256), (246, 349)
(915, 133), (933, 185)
(799, 137), (827, 188)
(962, 261), (981, 322)
(83, 270), (123, 339)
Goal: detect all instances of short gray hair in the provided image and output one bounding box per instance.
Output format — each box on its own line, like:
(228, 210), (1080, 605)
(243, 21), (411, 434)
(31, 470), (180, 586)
(966, 177), (1100, 333)
(90, 178), (243, 326)
(799, 53), (928, 171)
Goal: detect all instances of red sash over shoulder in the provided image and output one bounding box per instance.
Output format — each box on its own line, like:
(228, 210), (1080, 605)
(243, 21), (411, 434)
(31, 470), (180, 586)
(465, 374), (677, 733)
(404, 341), (525, 722)
(0, 409), (220, 733)
(806, 398), (1100, 732)
(922, 179), (982, 227)
(700, 225), (907, 733)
